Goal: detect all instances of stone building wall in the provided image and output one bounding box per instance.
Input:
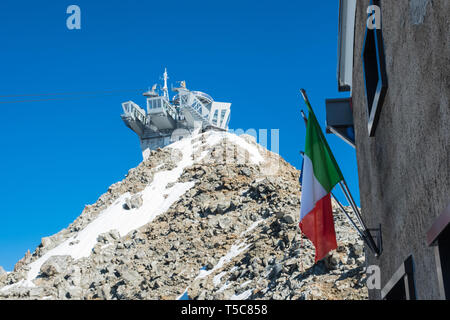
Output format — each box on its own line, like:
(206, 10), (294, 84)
(351, 0), (449, 299)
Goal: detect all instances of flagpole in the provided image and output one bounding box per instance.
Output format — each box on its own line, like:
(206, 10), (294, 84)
(336, 182), (378, 255)
(300, 110), (308, 125)
(338, 181), (365, 227)
(299, 88), (381, 256)
(330, 191), (368, 242)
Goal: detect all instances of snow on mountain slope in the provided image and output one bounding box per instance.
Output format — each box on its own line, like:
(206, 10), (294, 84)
(24, 133), (200, 282)
(0, 131), (368, 300)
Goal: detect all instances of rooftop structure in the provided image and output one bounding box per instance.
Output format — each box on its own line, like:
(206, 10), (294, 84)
(121, 69), (231, 158)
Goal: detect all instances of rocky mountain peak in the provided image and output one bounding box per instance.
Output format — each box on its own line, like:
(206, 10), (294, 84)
(0, 131), (368, 300)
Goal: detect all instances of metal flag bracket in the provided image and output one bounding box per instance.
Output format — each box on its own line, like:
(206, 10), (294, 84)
(367, 224), (383, 256)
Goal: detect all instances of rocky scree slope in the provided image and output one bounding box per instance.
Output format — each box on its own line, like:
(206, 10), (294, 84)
(0, 131), (368, 300)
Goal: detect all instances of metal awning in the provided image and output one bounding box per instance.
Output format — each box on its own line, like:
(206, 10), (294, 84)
(325, 97), (355, 148)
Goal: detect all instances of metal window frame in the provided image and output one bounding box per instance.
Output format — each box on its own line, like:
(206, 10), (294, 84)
(381, 255), (416, 300)
(427, 202), (450, 300)
(361, 0), (388, 137)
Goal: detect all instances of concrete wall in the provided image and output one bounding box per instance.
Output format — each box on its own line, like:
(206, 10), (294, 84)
(351, 0), (449, 299)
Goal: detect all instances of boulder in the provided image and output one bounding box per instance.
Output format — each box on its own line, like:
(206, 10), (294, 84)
(207, 216), (219, 228)
(29, 287), (45, 299)
(41, 237), (53, 248)
(218, 216), (232, 230)
(109, 229), (121, 241)
(324, 252), (341, 270)
(120, 268), (141, 285)
(268, 263), (283, 280)
(123, 194), (143, 210)
(65, 286), (83, 299)
(97, 229), (121, 244)
(275, 212), (285, 219)
(239, 167), (252, 177)
(97, 233), (109, 244)
(13, 250), (31, 272)
(40, 255), (73, 277)
(281, 214), (295, 225)
(216, 199), (231, 214)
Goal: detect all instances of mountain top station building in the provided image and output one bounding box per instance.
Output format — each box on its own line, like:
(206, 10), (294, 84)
(327, 0), (449, 299)
(121, 69), (231, 159)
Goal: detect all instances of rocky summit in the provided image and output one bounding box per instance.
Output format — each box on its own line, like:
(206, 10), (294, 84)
(0, 131), (368, 300)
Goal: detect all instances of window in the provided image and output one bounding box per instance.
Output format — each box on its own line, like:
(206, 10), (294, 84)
(150, 99), (163, 109)
(212, 110), (219, 125)
(361, 0), (388, 137)
(224, 114), (231, 129)
(381, 255), (416, 300)
(220, 109), (227, 127)
(427, 202), (450, 300)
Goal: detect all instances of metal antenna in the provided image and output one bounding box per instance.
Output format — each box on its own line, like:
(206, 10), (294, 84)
(162, 68), (169, 100)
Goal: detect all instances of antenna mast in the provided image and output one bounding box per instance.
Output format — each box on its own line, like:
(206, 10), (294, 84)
(163, 68), (169, 100)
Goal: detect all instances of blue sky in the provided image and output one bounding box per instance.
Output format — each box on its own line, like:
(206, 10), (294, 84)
(0, 0), (358, 270)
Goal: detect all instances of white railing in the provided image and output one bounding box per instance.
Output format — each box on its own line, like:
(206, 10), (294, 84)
(192, 91), (213, 104)
(122, 101), (146, 123)
(162, 99), (178, 120)
(178, 91), (218, 126)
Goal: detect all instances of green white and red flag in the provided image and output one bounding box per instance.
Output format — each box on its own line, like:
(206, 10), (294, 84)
(300, 102), (344, 262)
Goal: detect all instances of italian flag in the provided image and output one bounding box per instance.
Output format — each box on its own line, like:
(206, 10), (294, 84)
(300, 103), (344, 262)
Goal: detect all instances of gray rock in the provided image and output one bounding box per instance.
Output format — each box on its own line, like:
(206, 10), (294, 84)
(0, 266), (6, 276)
(134, 250), (146, 260)
(65, 286), (83, 299)
(218, 216), (232, 229)
(208, 216), (219, 228)
(101, 284), (112, 299)
(216, 200), (231, 214)
(97, 233), (110, 244)
(109, 229), (121, 240)
(324, 252), (341, 270)
(69, 240), (80, 246)
(353, 244), (364, 256)
(282, 214), (295, 225)
(150, 261), (159, 274)
(240, 167), (252, 177)
(40, 255), (73, 277)
(29, 286), (45, 298)
(123, 194), (143, 210)
(97, 229), (121, 244)
(66, 266), (82, 286)
(269, 263), (283, 279)
(41, 237), (53, 248)
(275, 212), (285, 219)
